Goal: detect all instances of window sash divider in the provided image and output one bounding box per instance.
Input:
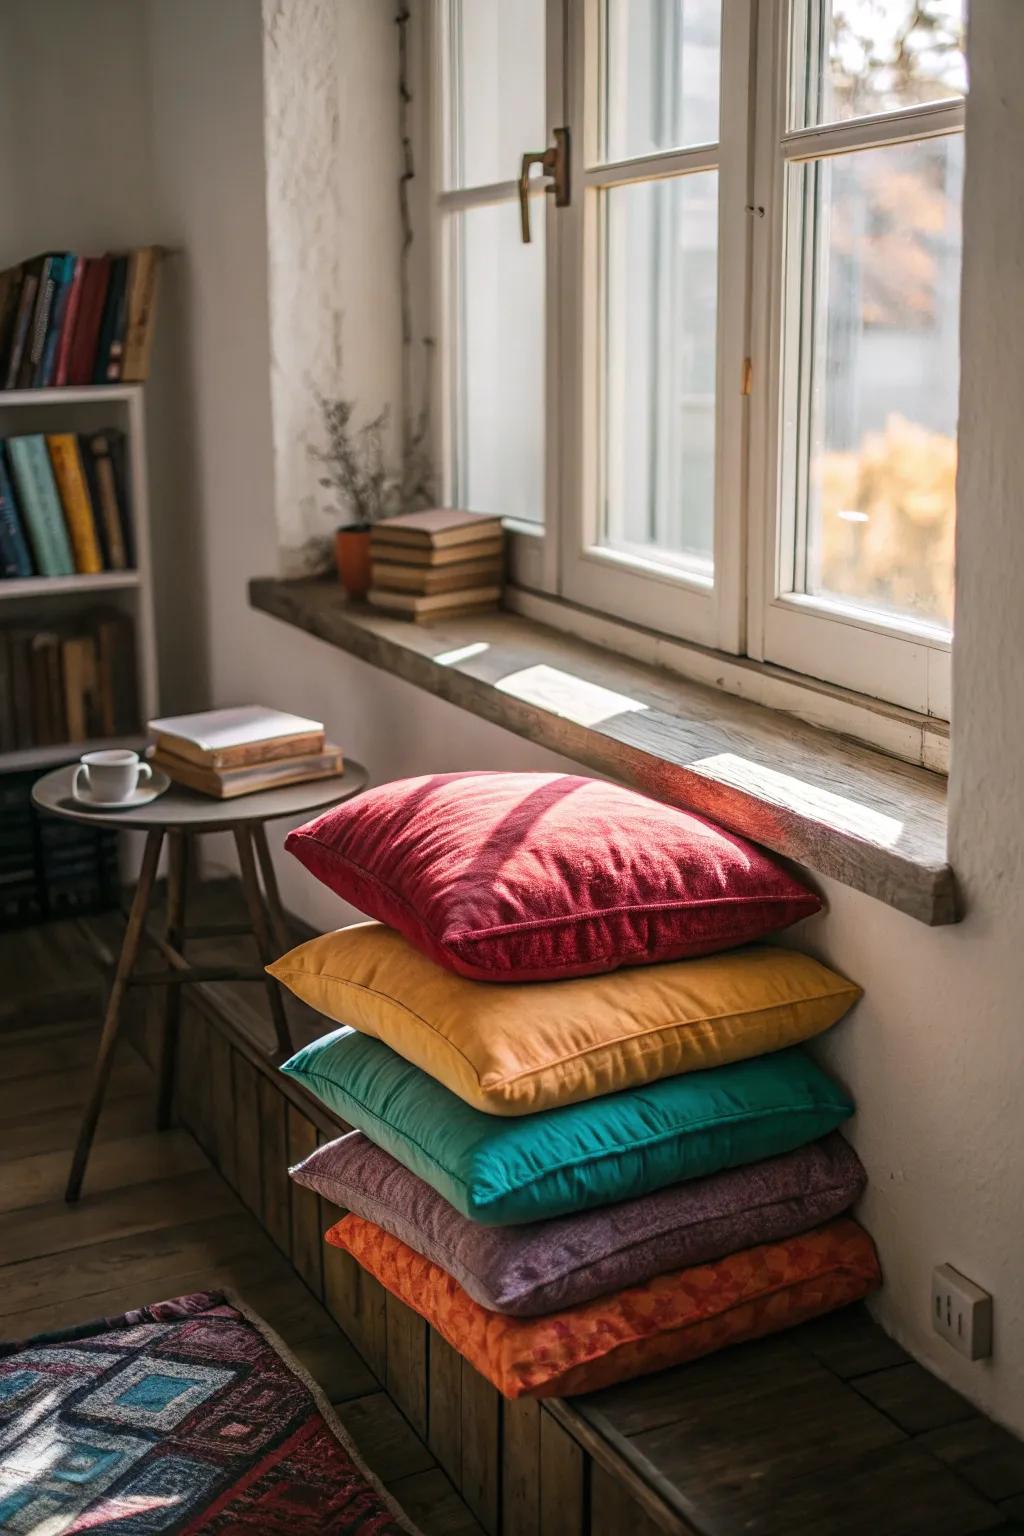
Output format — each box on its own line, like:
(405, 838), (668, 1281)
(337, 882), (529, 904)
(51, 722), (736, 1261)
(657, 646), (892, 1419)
(585, 141), (720, 187)
(780, 98), (964, 162)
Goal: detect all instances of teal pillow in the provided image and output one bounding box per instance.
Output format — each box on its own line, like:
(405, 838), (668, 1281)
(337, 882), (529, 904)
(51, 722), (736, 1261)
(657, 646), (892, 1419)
(282, 1030), (852, 1226)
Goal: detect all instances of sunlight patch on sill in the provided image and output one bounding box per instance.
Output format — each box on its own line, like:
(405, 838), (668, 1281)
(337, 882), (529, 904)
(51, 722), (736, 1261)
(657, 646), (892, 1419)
(691, 753), (906, 847)
(495, 663), (649, 729)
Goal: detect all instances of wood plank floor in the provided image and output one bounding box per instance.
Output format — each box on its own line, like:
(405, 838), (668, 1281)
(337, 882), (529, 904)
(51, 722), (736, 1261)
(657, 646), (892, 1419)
(0, 925), (485, 1536)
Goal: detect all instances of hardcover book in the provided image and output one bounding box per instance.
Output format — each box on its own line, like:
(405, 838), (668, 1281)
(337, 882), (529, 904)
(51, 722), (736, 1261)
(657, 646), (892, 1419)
(83, 430), (130, 568)
(37, 253), (78, 387)
(52, 256), (86, 387)
(5, 272), (38, 389)
(67, 257), (112, 386)
(93, 256), (128, 384)
(0, 447), (34, 578)
(121, 246), (162, 382)
(6, 435), (74, 576)
(371, 508), (503, 549)
(147, 705), (326, 769)
(366, 536), (504, 569)
(46, 434), (102, 573)
(367, 583), (502, 618)
(151, 743), (344, 799)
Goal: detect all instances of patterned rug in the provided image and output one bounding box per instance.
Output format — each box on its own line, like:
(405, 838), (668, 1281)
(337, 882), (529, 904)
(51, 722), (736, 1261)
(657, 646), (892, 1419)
(0, 1290), (419, 1534)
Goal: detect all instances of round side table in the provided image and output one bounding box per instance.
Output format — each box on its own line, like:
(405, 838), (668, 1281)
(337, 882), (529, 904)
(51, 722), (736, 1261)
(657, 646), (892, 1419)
(32, 762), (368, 1202)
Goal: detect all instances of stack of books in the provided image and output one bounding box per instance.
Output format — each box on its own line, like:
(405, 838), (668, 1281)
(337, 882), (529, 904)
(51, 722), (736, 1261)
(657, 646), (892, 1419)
(0, 608), (138, 753)
(0, 431), (131, 579)
(0, 247), (162, 390)
(368, 509), (504, 620)
(148, 706), (344, 799)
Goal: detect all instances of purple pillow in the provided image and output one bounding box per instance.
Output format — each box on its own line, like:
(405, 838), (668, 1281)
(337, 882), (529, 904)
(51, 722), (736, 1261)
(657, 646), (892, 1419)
(290, 1130), (865, 1317)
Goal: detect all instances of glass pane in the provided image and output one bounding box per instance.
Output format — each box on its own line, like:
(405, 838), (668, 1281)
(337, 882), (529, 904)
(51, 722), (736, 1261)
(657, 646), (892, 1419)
(794, 0), (966, 127)
(448, 0), (545, 190)
(604, 0), (721, 161)
(787, 135), (962, 629)
(604, 172), (718, 570)
(456, 200), (545, 525)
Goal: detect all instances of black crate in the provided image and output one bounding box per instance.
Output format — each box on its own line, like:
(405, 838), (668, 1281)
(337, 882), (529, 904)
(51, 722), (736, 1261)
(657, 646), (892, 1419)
(0, 769), (120, 929)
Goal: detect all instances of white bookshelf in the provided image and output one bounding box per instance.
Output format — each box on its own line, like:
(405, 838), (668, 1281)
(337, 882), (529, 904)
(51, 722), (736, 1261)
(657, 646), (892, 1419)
(0, 383), (157, 772)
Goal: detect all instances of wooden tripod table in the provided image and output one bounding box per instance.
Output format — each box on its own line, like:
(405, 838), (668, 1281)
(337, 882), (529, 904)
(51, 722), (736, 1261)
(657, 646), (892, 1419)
(32, 761), (367, 1202)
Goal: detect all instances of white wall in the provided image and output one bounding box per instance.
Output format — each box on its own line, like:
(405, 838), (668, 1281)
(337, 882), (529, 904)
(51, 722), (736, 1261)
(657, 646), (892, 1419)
(7, 0), (1024, 1439)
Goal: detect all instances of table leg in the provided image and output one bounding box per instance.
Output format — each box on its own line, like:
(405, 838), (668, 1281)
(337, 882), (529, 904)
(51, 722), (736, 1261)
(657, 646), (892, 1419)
(156, 831), (190, 1130)
(251, 821), (292, 957)
(66, 828), (164, 1203)
(233, 825), (293, 1060)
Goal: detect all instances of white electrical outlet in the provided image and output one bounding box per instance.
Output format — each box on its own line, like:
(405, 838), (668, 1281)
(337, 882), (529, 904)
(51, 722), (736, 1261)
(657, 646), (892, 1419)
(932, 1264), (993, 1360)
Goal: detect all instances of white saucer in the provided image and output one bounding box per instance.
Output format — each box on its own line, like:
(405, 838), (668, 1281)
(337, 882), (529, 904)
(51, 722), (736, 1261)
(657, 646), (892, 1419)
(70, 769), (171, 812)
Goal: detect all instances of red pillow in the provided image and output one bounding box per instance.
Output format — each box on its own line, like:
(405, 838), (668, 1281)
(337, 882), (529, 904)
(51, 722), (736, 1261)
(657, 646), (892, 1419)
(285, 772), (820, 982)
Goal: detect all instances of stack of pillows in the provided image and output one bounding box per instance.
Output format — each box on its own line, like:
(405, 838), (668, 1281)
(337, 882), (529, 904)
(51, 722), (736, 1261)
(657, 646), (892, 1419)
(272, 772), (879, 1401)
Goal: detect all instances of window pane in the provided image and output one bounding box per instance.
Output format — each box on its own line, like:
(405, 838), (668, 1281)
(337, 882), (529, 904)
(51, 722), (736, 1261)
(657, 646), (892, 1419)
(455, 200), (545, 525)
(447, 0), (545, 190)
(604, 172), (718, 570)
(603, 0), (721, 161)
(793, 0), (966, 127)
(786, 135), (962, 629)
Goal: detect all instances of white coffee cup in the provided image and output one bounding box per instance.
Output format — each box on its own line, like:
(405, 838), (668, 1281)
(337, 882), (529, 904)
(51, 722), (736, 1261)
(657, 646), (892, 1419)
(73, 749), (152, 805)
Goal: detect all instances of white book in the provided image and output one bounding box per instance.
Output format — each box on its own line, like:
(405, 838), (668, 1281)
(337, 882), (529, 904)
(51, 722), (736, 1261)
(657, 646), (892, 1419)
(148, 705), (325, 767)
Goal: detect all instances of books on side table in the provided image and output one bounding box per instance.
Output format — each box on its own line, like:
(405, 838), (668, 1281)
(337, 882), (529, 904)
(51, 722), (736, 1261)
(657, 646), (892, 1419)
(368, 508), (505, 620)
(147, 705), (343, 799)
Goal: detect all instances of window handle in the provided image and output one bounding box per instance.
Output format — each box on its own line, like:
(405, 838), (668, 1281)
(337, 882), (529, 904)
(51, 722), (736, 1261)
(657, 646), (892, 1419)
(518, 127), (570, 243)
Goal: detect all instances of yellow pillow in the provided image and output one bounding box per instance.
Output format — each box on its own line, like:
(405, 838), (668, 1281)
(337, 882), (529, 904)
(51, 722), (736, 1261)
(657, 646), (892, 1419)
(268, 923), (860, 1116)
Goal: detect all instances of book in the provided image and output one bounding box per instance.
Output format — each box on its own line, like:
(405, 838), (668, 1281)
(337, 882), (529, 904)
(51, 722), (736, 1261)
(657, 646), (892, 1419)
(20, 254), (60, 388)
(5, 631), (34, 747)
(6, 436), (75, 576)
(0, 447), (34, 578)
(147, 705), (326, 769)
(67, 257), (112, 386)
(121, 246), (161, 382)
(94, 609), (138, 734)
(52, 257), (86, 387)
(82, 431), (130, 568)
(0, 265), (24, 377)
(368, 583), (502, 619)
(371, 508), (503, 550)
(5, 273), (38, 389)
(37, 253), (78, 387)
(151, 743), (344, 799)
(46, 434), (102, 573)
(367, 536), (504, 569)
(29, 630), (65, 745)
(370, 555), (505, 596)
(62, 632), (100, 741)
(93, 255), (128, 384)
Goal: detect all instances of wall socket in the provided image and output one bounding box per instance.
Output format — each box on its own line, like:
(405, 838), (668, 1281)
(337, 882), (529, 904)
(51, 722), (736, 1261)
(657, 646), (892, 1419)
(932, 1264), (993, 1360)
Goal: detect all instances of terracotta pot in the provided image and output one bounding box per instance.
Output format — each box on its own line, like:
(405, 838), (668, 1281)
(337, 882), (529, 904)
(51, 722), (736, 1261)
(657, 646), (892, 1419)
(334, 526), (372, 599)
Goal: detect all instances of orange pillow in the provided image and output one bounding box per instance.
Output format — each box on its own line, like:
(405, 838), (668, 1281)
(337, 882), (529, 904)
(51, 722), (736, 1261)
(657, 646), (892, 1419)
(326, 1214), (880, 1400)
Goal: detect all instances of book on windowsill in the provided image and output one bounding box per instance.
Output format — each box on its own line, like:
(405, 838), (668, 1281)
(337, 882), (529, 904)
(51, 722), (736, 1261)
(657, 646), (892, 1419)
(147, 705), (325, 769)
(370, 554), (505, 596)
(367, 584), (503, 621)
(150, 743), (344, 798)
(370, 508), (502, 551)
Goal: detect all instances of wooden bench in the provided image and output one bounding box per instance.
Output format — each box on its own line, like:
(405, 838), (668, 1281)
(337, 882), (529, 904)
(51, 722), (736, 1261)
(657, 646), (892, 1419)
(109, 890), (1024, 1536)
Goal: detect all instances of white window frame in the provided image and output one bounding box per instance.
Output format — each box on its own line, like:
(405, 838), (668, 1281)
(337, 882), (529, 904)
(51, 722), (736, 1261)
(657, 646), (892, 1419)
(746, 0), (961, 718)
(427, 0), (962, 724)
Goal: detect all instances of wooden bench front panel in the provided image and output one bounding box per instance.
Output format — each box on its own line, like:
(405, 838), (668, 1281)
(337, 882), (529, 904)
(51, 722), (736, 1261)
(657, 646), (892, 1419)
(172, 994), (690, 1536)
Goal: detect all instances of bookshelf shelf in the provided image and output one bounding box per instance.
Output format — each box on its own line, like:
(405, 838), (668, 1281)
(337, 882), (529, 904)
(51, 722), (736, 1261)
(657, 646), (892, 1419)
(0, 571), (140, 601)
(0, 384), (143, 408)
(0, 384), (157, 772)
(0, 733), (147, 776)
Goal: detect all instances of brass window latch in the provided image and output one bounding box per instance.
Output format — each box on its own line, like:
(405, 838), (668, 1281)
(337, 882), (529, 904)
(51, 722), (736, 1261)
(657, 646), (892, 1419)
(519, 127), (570, 243)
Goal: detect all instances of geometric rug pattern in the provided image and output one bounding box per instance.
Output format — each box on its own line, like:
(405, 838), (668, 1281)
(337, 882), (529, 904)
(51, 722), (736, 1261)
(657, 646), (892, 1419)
(0, 1291), (417, 1534)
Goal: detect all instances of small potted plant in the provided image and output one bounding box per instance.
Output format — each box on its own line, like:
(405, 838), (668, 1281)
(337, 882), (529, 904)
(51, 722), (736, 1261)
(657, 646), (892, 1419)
(311, 391), (395, 599)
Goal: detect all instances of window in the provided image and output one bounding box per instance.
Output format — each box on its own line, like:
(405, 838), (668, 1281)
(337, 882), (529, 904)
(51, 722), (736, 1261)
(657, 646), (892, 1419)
(430, 0), (966, 718)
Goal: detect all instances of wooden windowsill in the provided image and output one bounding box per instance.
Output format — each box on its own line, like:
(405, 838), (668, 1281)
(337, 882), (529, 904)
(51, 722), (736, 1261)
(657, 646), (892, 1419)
(249, 577), (955, 926)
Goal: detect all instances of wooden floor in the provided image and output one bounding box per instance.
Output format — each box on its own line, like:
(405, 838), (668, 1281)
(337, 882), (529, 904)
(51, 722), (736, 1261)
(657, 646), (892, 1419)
(0, 918), (485, 1536)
